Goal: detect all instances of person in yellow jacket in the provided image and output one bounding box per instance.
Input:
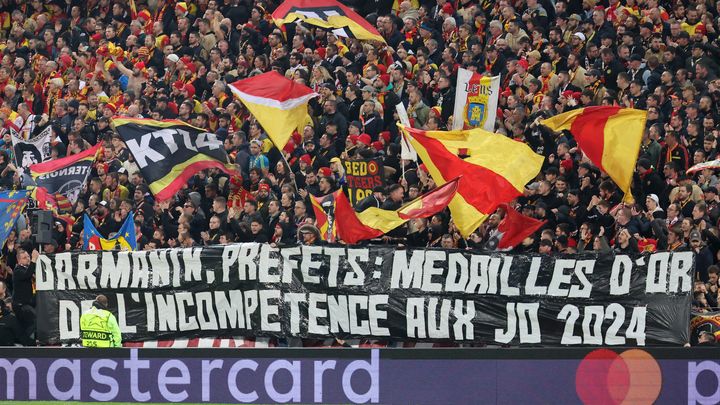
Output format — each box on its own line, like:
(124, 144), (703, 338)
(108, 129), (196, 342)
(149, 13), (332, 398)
(79, 295), (121, 348)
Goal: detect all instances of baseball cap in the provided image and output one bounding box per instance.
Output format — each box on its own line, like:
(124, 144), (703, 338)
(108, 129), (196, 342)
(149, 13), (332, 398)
(166, 54), (179, 63)
(690, 230), (702, 243)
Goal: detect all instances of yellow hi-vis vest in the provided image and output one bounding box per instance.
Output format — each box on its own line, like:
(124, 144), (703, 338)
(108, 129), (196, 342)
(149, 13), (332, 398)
(79, 307), (121, 348)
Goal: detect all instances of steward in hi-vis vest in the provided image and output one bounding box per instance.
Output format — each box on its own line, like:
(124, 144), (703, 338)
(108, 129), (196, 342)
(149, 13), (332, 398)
(79, 295), (121, 348)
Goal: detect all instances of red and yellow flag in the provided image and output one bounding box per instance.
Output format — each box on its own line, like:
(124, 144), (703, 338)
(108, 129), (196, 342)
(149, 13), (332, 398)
(129, 0), (138, 19)
(310, 192), (337, 242)
(402, 125), (544, 237)
(229, 72), (318, 151)
(335, 178), (459, 244)
(540, 106), (647, 202)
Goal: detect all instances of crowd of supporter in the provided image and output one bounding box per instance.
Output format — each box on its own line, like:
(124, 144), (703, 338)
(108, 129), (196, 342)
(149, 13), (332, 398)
(0, 0), (716, 345)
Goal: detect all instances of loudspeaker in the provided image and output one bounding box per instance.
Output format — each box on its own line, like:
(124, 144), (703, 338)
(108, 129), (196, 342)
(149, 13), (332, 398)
(32, 211), (53, 244)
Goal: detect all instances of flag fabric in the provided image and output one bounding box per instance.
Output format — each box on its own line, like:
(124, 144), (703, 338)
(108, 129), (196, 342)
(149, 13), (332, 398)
(492, 204), (547, 250)
(402, 125), (544, 238)
(540, 106), (647, 202)
(30, 143), (101, 203)
(228, 188), (255, 210)
(83, 212), (137, 251)
(31, 186), (72, 214)
(452, 69), (500, 131)
(30, 186), (74, 239)
(129, 0), (138, 19)
(113, 118), (237, 201)
(0, 189), (29, 249)
(335, 178), (460, 244)
(395, 103), (418, 161)
(310, 192), (338, 242)
(229, 72), (318, 151)
(11, 126), (51, 168)
(687, 159), (720, 174)
(271, 0), (385, 43)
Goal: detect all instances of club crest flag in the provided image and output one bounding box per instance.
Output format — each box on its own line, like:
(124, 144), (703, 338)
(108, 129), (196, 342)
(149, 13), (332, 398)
(113, 118), (237, 201)
(272, 0), (385, 42)
(229, 72), (318, 151)
(452, 69), (500, 131)
(11, 126), (51, 168)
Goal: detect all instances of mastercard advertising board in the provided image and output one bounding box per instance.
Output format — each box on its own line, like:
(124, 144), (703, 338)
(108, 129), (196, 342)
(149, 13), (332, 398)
(0, 347), (717, 403)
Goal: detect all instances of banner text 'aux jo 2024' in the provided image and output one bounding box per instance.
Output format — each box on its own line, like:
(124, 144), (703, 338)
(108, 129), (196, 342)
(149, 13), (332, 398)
(35, 244), (693, 346)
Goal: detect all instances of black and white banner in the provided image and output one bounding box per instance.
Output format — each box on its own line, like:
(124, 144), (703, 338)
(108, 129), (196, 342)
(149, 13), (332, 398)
(11, 126), (51, 168)
(30, 143), (100, 203)
(35, 245), (694, 346)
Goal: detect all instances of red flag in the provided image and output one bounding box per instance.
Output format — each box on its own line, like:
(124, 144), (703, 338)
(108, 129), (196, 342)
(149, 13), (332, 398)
(335, 179), (459, 244)
(496, 203), (546, 250)
(334, 191), (381, 244)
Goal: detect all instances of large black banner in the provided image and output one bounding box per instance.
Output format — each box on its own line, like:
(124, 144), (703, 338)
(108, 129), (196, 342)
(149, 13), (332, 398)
(36, 245), (694, 346)
(30, 142), (100, 203)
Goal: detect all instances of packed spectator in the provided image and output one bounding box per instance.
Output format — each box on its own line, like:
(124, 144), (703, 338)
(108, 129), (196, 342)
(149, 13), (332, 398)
(0, 0), (718, 344)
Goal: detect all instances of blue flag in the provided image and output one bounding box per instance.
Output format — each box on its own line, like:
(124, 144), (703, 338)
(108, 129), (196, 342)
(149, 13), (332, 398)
(116, 211), (137, 250)
(83, 212), (137, 251)
(0, 190), (29, 249)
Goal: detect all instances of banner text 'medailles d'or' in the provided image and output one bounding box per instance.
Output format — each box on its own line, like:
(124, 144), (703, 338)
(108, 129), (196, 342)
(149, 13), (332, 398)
(36, 244), (694, 296)
(34, 244), (694, 346)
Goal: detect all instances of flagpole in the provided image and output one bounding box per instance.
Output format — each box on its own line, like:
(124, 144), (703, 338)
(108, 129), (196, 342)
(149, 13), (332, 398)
(277, 145), (300, 193)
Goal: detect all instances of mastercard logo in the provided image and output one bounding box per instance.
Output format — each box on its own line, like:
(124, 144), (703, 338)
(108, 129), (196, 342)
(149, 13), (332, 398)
(576, 349), (662, 405)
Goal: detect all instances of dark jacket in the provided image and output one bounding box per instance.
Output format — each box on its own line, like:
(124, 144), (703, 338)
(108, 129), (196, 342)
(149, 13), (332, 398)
(12, 263), (34, 307)
(0, 311), (32, 346)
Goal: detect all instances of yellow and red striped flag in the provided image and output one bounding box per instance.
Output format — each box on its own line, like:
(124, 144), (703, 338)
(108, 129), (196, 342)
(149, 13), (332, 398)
(229, 72), (318, 151)
(335, 178), (459, 244)
(402, 125), (544, 237)
(129, 0), (138, 19)
(541, 106), (647, 202)
(309, 192), (338, 242)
